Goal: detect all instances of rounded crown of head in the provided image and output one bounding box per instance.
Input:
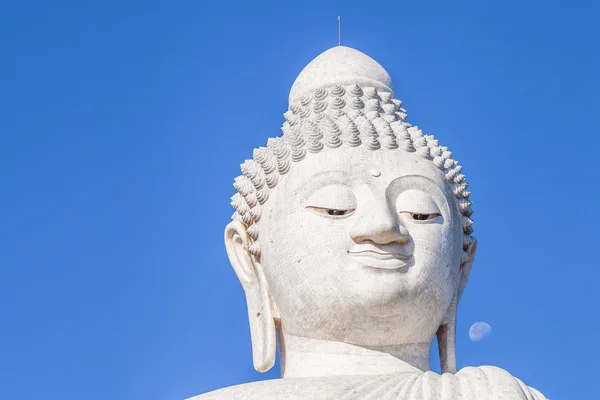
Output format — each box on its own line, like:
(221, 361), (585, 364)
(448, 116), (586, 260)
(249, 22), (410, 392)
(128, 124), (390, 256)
(289, 46), (395, 104)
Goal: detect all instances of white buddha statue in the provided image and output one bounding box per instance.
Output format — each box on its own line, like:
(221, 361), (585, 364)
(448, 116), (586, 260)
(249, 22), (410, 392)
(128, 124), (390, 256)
(190, 46), (547, 400)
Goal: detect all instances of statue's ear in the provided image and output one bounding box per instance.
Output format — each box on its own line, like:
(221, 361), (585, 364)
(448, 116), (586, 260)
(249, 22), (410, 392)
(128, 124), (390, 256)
(224, 221), (276, 373)
(458, 236), (477, 303)
(437, 236), (477, 374)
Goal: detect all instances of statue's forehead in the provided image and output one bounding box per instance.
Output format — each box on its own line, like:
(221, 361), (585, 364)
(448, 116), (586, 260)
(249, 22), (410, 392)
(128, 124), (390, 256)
(276, 147), (445, 189)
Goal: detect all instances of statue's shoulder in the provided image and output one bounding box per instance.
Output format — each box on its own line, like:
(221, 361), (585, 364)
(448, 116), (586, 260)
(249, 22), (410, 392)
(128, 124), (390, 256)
(187, 379), (278, 400)
(186, 373), (413, 400)
(187, 376), (349, 400)
(188, 368), (547, 400)
(187, 380), (275, 400)
(450, 366), (547, 400)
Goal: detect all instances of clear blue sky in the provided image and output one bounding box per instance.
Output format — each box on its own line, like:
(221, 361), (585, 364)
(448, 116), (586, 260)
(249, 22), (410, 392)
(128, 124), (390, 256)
(1, 1), (598, 399)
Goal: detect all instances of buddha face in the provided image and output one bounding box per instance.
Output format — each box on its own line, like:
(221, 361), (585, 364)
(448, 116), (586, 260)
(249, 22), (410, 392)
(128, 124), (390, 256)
(258, 147), (465, 347)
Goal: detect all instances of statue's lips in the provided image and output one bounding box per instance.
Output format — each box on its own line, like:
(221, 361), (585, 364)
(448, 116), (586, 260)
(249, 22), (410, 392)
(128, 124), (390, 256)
(348, 248), (412, 270)
(349, 249), (411, 260)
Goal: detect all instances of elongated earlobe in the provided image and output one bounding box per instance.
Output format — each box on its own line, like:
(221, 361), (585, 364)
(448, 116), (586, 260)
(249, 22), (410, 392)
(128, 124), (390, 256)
(437, 296), (457, 374)
(437, 237), (477, 374)
(224, 221), (276, 372)
(458, 237), (477, 303)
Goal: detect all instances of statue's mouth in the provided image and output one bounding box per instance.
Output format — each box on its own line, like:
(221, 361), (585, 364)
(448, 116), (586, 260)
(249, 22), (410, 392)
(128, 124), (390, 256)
(348, 249), (411, 260)
(348, 246), (412, 270)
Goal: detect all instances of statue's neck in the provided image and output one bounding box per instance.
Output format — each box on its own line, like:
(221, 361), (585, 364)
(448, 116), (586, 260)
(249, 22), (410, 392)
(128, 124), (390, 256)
(278, 332), (431, 378)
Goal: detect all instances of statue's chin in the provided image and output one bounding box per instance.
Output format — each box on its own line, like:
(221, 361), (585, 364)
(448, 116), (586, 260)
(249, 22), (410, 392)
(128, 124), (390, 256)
(281, 301), (442, 347)
(343, 271), (434, 318)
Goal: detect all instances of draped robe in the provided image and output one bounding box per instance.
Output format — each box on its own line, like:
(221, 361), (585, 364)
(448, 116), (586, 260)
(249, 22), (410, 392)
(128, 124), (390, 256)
(190, 366), (547, 400)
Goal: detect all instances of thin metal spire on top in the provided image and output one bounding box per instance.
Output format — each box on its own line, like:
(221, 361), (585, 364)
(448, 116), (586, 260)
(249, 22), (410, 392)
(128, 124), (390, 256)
(338, 16), (341, 46)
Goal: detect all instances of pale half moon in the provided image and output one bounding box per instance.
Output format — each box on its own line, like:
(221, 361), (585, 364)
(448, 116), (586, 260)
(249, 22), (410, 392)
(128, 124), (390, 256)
(469, 322), (492, 342)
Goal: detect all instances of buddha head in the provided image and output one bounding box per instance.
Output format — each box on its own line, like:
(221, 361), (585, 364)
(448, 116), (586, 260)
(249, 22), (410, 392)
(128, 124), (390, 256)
(224, 46), (477, 375)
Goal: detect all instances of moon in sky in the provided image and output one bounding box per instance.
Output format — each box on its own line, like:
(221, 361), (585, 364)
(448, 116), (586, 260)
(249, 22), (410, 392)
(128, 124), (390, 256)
(469, 322), (492, 342)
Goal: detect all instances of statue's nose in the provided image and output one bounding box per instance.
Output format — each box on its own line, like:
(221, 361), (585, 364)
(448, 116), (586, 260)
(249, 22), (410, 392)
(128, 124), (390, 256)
(349, 201), (409, 245)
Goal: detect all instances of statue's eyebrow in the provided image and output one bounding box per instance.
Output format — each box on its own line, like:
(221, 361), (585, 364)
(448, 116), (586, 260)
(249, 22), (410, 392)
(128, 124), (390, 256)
(385, 174), (441, 193)
(307, 170), (352, 183)
(385, 175), (449, 213)
(302, 170), (353, 198)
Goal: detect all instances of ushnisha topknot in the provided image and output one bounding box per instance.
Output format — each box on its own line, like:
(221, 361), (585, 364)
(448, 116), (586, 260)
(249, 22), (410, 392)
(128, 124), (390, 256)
(230, 47), (474, 260)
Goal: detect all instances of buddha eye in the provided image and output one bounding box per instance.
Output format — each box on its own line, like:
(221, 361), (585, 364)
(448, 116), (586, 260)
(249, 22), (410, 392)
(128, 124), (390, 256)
(305, 184), (357, 219)
(399, 211), (441, 222)
(410, 213), (437, 221)
(306, 207), (355, 218)
(328, 209), (349, 216)
(396, 190), (442, 224)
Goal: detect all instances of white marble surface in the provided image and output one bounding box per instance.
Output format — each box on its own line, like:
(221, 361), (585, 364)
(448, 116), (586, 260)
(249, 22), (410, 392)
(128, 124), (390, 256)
(189, 45), (547, 399)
